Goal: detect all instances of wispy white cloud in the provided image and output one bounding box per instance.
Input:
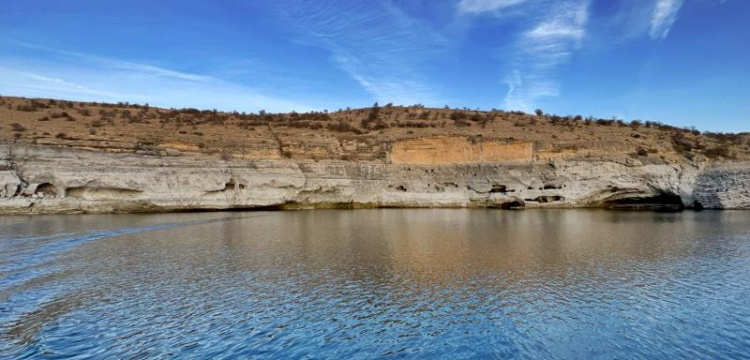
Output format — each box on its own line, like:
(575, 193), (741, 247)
(502, 1), (590, 111)
(0, 42), (312, 112)
(8, 41), (218, 84)
(276, 0), (447, 105)
(649, 0), (684, 40)
(11, 71), (124, 98)
(457, 0), (529, 14)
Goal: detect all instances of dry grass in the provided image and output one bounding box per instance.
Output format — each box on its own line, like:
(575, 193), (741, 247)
(0, 96), (747, 162)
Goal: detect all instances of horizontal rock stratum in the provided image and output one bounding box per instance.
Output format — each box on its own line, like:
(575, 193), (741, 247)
(0, 96), (748, 213)
(1, 141), (748, 214)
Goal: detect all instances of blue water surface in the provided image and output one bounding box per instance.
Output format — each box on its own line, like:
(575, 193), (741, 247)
(1, 210), (749, 359)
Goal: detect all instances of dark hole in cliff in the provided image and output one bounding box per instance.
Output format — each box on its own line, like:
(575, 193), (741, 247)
(543, 184), (562, 190)
(534, 195), (564, 203)
(238, 184), (246, 190)
(489, 185), (508, 193)
(396, 185), (407, 192)
(692, 201), (704, 211)
(36, 183), (59, 197)
(500, 200), (525, 210)
(605, 193), (685, 212)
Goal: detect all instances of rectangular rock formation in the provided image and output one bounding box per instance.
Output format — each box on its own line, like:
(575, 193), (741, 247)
(390, 137), (533, 165)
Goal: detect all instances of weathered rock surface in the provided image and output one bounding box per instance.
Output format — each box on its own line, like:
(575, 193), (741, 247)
(0, 141), (748, 214)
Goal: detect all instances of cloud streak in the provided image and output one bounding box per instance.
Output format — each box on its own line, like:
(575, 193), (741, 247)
(10, 71), (124, 98)
(502, 1), (590, 111)
(0, 42), (312, 112)
(457, 0), (529, 14)
(276, 0), (447, 105)
(649, 0), (684, 40)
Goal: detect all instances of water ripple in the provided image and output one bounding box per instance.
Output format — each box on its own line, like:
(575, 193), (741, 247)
(0, 210), (749, 359)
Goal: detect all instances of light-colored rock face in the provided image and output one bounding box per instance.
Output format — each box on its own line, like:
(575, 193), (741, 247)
(693, 163), (750, 209)
(0, 141), (748, 214)
(0, 171), (21, 198)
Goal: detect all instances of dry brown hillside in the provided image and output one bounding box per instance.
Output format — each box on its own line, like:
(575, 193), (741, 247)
(1, 96), (748, 162)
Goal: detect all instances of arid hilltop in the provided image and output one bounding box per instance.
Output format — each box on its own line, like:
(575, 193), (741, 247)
(0, 96), (749, 213)
(1, 96), (748, 163)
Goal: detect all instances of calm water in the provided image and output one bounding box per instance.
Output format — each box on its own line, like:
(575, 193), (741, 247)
(1, 210), (750, 359)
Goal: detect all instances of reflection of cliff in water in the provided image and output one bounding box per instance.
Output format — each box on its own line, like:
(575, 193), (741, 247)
(126, 210), (749, 288)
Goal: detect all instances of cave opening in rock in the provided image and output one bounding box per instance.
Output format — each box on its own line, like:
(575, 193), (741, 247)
(36, 183), (59, 197)
(533, 195), (564, 203)
(489, 184), (508, 193)
(604, 193), (684, 212)
(500, 200), (525, 210)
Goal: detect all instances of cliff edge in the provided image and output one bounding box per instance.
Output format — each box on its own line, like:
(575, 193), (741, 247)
(0, 97), (748, 214)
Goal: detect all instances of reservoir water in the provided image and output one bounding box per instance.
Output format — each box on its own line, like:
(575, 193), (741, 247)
(1, 210), (749, 359)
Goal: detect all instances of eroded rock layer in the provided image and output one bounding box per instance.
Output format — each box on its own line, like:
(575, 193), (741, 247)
(1, 140), (748, 214)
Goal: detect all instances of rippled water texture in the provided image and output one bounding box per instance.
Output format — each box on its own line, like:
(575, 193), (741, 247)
(1, 210), (750, 359)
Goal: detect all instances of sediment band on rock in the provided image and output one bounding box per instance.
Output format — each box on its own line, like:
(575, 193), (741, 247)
(1, 142), (747, 214)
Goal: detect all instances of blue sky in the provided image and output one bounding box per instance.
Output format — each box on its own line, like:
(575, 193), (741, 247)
(0, 0), (747, 132)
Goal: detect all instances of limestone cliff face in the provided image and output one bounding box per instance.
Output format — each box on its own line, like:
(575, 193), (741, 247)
(0, 139), (748, 214)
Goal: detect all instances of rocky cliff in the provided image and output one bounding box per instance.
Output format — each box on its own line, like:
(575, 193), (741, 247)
(1, 138), (748, 214)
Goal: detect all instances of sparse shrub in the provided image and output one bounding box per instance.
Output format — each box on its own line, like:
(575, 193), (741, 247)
(368, 102), (380, 121)
(10, 123), (26, 132)
(50, 111), (69, 119)
(454, 118), (471, 127)
(327, 120), (361, 133)
(449, 111), (467, 121)
(672, 133), (695, 153)
(16, 103), (38, 112)
(704, 146), (734, 159)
